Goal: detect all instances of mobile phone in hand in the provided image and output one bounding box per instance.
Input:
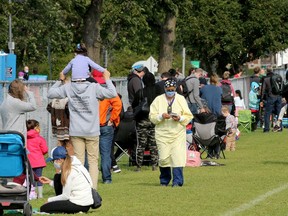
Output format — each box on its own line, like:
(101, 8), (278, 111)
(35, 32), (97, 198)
(170, 112), (178, 117)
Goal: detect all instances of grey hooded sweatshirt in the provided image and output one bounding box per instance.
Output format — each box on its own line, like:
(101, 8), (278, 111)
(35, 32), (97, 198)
(47, 80), (117, 137)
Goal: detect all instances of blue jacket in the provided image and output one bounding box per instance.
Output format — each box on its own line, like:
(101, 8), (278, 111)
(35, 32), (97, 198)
(249, 82), (260, 110)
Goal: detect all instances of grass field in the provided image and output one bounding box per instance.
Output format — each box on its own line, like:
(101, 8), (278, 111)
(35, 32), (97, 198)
(5, 128), (288, 216)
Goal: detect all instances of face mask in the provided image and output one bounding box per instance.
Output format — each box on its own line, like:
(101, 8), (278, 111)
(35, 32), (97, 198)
(53, 161), (61, 170)
(165, 91), (175, 97)
(24, 70), (29, 73)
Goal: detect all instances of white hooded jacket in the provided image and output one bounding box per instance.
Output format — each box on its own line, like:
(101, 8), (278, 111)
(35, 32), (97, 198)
(47, 156), (93, 206)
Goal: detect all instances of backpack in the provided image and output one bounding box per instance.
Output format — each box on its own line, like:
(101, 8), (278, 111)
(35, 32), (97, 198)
(281, 82), (288, 98)
(180, 77), (195, 98)
(270, 74), (284, 95)
(221, 83), (233, 102)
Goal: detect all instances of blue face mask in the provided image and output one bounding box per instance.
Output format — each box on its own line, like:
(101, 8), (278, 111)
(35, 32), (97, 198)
(165, 91), (175, 97)
(53, 161), (61, 170)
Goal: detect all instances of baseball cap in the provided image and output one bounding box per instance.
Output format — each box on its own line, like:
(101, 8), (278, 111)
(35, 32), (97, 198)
(91, 69), (106, 84)
(133, 64), (145, 72)
(46, 146), (67, 162)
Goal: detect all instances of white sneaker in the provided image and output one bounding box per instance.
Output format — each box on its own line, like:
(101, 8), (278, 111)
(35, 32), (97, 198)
(29, 186), (37, 200)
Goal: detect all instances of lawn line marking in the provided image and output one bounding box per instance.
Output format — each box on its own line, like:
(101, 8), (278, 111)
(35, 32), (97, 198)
(221, 183), (288, 216)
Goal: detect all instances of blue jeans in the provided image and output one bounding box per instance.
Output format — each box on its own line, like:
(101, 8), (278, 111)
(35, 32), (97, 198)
(159, 167), (184, 186)
(264, 96), (282, 132)
(99, 126), (114, 182)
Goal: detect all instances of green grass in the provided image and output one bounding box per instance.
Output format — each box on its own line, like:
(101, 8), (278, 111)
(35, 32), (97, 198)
(8, 129), (288, 216)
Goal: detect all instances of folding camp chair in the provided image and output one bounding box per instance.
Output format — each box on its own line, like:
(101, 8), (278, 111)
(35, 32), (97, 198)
(238, 110), (253, 133)
(114, 109), (136, 162)
(192, 113), (226, 159)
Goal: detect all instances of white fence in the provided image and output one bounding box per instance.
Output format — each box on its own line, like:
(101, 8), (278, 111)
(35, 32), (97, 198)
(0, 69), (286, 150)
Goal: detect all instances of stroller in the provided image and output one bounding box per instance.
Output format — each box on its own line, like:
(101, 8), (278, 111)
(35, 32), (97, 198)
(0, 131), (33, 216)
(192, 113), (226, 159)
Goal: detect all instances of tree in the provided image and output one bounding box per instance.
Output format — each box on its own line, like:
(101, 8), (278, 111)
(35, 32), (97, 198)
(177, 0), (243, 73)
(83, 0), (103, 62)
(177, 0), (288, 74)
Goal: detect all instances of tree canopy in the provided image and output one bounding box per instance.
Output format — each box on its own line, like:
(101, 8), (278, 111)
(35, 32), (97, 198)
(1, 0), (288, 78)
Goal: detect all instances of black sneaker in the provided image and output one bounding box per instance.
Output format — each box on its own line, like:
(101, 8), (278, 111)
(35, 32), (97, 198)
(112, 165), (121, 173)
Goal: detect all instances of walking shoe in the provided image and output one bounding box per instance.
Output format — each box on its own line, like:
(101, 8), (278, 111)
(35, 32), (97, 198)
(112, 165), (121, 173)
(103, 180), (112, 184)
(29, 187), (37, 200)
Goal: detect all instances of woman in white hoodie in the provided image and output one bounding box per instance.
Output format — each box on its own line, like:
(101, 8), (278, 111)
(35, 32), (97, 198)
(39, 146), (93, 214)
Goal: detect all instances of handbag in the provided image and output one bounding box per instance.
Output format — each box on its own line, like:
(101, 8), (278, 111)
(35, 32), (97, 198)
(186, 150), (201, 167)
(90, 188), (102, 209)
(80, 170), (102, 209)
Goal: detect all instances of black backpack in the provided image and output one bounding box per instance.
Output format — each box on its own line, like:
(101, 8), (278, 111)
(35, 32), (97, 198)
(180, 77), (195, 98)
(221, 83), (233, 102)
(281, 82), (288, 98)
(270, 74), (284, 95)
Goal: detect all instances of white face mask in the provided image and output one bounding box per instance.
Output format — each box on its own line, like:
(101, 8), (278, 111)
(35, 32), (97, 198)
(53, 161), (61, 170)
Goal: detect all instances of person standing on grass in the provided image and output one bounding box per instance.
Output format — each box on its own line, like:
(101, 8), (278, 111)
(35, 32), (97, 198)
(222, 105), (237, 151)
(0, 80), (37, 140)
(200, 73), (222, 117)
(47, 70), (117, 189)
(149, 78), (193, 187)
(132, 72), (160, 172)
(94, 71), (123, 184)
(234, 90), (246, 117)
(26, 119), (48, 199)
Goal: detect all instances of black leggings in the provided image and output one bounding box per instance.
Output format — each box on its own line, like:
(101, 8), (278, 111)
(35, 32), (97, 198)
(40, 200), (90, 214)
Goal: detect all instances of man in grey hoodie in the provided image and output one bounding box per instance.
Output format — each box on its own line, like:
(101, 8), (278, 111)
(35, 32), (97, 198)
(185, 68), (205, 114)
(47, 70), (117, 189)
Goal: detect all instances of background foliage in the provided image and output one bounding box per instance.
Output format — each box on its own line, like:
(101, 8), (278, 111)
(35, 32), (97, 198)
(1, 0), (288, 79)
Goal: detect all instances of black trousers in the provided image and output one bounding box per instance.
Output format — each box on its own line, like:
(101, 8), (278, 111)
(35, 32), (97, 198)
(40, 200), (90, 214)
(53, 173), (62, 195)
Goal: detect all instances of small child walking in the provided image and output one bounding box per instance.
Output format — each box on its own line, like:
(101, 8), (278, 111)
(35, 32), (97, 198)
(61, 43), (108, 82)
(222, 105), (237, 151)
(26, 119), (48, 199)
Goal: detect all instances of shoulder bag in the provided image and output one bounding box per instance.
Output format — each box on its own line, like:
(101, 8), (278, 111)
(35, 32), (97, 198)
(80, 170), (102, 209)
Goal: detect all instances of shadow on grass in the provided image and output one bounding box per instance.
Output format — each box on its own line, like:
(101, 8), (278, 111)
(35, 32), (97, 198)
(262, 161), (288, 165)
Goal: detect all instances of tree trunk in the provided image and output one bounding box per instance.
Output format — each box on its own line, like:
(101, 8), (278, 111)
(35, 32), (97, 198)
(158, 12), (177, 74)
(83, 0), (103, 63)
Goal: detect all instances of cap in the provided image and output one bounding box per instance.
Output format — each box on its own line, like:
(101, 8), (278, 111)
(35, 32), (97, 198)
(164, 78), (177, 88)
(133, 64), (145, 72)
(46, 146), (67, 162)
(91, 69), (106, 84)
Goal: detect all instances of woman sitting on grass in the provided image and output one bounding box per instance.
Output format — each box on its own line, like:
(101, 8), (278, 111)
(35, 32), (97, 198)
(39, 146), (93, 214)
